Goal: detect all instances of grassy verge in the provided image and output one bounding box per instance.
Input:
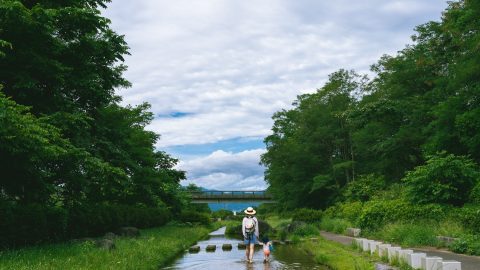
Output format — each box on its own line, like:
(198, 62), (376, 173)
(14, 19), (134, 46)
(0, 223), (214, 270)
(301, 239), (375, 270)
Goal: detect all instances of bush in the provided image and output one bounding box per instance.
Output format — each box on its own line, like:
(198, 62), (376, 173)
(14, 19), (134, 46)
(211, 209), (233, 220)
(177, 210), (211, 225)
(324, 201), (363, 225)
(0, 202), (171, 248)
(342, 174), (386, 202)
(470, 183), (480, 203)
(403, 153), (480, 206)
(375, 222), (438, 247)
(292, 208), (323, 223)
(319, 217), (352, 234)
(0, 203), (68, 248)
(293, 223), (320, 237)
(450, 234), (480, 255)
(358, 200), (446, 231)
(456, 205), (480, 233)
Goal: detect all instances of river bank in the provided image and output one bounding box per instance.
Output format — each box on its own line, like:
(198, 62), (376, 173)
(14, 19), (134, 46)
(0, 223), (214, 270)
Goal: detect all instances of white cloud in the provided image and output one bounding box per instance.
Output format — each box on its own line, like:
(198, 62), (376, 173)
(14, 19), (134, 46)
(177, 149), (266, 190)
(102, 0), (448, 188)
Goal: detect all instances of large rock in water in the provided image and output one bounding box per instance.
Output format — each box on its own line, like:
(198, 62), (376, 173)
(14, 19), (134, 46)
(118, 227), (140, 237)
(96, 239), (115, 251)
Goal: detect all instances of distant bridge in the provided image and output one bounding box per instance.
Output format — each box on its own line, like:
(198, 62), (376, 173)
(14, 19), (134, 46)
(189, 190), (275, 203)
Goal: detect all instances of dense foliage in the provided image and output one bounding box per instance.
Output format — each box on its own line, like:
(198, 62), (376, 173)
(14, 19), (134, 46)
(0, 0), (186, 247)
(261, 0), (480, 210)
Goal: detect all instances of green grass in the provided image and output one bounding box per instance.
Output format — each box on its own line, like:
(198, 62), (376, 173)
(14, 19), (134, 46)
(300, 239), (375, 270)
(0, 223), (214, 270)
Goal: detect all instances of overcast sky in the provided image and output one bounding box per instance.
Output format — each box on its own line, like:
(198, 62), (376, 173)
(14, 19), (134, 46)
(103, 0), (448, 190)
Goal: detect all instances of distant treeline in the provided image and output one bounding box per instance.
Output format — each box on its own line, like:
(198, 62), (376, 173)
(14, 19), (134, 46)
(0, 1), (187, 247)
(261, 0), (480, 209)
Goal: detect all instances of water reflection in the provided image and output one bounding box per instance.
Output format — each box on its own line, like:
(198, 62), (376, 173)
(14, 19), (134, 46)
(162, 227), (326, 270)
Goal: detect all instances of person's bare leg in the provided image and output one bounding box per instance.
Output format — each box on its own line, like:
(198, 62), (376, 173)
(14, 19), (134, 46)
(248, 244), (254, 262)
(245, 248), (249, 261)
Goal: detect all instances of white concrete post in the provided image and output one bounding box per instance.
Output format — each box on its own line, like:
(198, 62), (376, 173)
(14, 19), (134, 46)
(354, 238), (366, 249)
(369, 241), (382, 255)
(362, 239), (373, 251)
(378, 244), (391, 257)
(422, 256), (443, 270)
(397, 249), (414, 264)
(436, 261), (461, 270)
(387, 246), (401, 262)
(407, 252), (426, 269)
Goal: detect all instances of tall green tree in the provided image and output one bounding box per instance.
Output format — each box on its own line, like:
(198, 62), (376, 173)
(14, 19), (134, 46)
(0, 0), (185, 210)
(262, 70), (365, 209)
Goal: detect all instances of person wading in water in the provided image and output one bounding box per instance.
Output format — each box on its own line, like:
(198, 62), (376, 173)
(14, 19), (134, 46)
(242, 206), (259, 263)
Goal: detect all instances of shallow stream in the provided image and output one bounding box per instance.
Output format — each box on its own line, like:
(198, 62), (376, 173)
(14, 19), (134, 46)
(163, 227), (327, 270)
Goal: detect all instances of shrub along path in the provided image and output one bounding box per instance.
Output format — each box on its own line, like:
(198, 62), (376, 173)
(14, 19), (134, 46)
(320, 231), (480, 270)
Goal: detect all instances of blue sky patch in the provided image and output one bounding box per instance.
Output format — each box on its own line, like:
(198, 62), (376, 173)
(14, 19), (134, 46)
(163, 136), (265, 159)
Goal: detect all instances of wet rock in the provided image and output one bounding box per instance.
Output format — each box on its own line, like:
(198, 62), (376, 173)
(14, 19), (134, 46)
(96, 239), (115, 251)
(222, 244), (232, 250)
(189, 245), (200, 253)
(238, 243), (246, 249)
(206, 245), (216, 252)
(284, 240), (292, 245)
(118, 227), (140, 237)
(104, 232), (117, 240)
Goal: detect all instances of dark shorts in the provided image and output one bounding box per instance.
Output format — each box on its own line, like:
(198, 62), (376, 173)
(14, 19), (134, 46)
(244, 234), (257, 245)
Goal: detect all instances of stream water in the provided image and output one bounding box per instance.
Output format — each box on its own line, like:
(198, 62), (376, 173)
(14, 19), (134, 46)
(163, 227), (327, 270)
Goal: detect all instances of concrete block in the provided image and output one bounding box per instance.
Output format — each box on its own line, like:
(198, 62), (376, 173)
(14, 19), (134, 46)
(222, 244), (232, 250)
(369, 241), (383, 255)
(362, 239), (373, 251)
(237, 243), (246, 249)
(435, 261), (461, 270)
(378, 244), (392, 257)
(387, 246), (401, 262)
(397, 249), (414, 263)
(206, 245), (216, 252)
(422, 256), (442, 270)
(354, 238), (366, 249)
(408, 253), (426, 269)
(346, 227), (362, 237)
(188, 245), (200, 253)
